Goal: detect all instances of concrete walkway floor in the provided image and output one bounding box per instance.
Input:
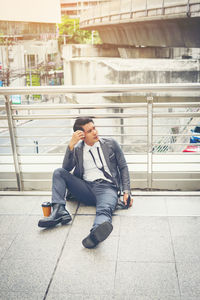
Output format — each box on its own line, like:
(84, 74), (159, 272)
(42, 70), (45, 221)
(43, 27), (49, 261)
(0, 194), (200, 300)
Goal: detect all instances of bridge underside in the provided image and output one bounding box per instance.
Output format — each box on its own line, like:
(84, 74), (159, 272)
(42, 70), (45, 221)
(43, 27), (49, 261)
(87, 17), (200, 48)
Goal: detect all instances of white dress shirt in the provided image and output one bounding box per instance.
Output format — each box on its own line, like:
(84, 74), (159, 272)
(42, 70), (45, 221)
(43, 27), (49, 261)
(83, 141), (112, 182)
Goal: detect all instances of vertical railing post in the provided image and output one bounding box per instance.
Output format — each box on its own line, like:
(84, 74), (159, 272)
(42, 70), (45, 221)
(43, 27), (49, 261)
(120, 108), (124, 147)
(147, 95), (153, 190)
(145, 0), (148, 16)
(187, 0), (191, 17)
(119, 0), (122, 20)
(162, 0), (165, 15)
(99, 0), (101, 20)
(5, 96), (23, 191)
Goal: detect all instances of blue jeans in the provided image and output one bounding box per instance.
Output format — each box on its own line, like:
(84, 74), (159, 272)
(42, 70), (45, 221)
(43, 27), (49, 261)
(52, 168), (118, 230)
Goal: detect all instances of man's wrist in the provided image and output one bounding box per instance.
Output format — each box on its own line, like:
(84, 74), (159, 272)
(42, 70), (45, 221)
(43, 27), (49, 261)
(68, 141), (75, 151)
(123, 190), (131, 195)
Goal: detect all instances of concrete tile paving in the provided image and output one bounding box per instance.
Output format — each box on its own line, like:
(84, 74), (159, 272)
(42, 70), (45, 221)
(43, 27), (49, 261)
(0, 195), (200, 300)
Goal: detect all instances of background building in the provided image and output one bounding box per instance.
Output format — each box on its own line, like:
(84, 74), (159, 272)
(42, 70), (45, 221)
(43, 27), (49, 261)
(0, 0), (61, 87)
(60, 0), (109, 18)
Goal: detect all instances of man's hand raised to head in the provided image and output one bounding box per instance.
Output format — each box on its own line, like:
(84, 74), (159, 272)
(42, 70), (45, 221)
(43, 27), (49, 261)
(68, 130), (85, 151)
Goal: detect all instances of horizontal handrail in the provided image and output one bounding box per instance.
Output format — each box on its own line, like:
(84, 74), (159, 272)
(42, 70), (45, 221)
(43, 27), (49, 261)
(0, 134), (198, 138)
(0, 102), (199, 110)
(0, 83), (200, 95)
(10, 103), (148, 109)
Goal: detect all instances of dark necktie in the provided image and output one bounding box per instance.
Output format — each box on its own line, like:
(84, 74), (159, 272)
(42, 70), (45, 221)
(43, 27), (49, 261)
(89, 147), (113, 182)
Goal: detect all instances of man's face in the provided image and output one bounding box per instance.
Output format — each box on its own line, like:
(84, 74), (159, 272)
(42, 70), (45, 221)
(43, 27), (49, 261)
(81, 122), (99, 146)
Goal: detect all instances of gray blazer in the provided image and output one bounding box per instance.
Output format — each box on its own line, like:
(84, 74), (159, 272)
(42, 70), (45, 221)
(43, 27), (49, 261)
(62, 138), (131, 193)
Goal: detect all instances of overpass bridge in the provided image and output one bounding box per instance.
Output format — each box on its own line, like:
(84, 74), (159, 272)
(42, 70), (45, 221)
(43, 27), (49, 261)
(80, 0), (200, 48)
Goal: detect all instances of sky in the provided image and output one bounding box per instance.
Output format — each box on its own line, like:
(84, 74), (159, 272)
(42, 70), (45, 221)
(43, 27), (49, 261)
(0, 0), (61, 23)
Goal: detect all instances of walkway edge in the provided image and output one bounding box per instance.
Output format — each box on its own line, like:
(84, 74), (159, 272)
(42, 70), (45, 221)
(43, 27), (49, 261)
(1, 190), (200, 196)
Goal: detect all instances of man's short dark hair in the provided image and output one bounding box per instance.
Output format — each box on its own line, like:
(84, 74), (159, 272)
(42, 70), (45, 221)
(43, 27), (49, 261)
(73, 117), (94, 132)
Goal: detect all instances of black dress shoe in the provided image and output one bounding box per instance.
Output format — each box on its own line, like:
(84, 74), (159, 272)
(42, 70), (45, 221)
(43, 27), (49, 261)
(82, 221), (113, 249)
(38, 203), (72, 228)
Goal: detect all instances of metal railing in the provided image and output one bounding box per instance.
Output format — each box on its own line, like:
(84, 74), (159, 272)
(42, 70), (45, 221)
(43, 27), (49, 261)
(80, 0), (198, 27)
(0, 83), (200, 192)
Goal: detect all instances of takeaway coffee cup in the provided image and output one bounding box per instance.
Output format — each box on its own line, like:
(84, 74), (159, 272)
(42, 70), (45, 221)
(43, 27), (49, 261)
(42, 202), (51, 217)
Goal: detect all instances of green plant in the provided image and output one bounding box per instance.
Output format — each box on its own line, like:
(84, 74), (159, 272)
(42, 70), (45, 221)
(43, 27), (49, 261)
(57, 15), (101, 45)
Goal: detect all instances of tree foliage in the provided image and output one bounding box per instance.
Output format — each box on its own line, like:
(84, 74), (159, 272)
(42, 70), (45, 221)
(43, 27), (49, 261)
(58, 15), (101, 44)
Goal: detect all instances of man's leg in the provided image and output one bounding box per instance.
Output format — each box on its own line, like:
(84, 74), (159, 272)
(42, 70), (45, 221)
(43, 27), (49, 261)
(38, 168), (95, 228)
(92, 182), (118, 230)
(82, 182), (118, 249)
(52, 168), (96, 205)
